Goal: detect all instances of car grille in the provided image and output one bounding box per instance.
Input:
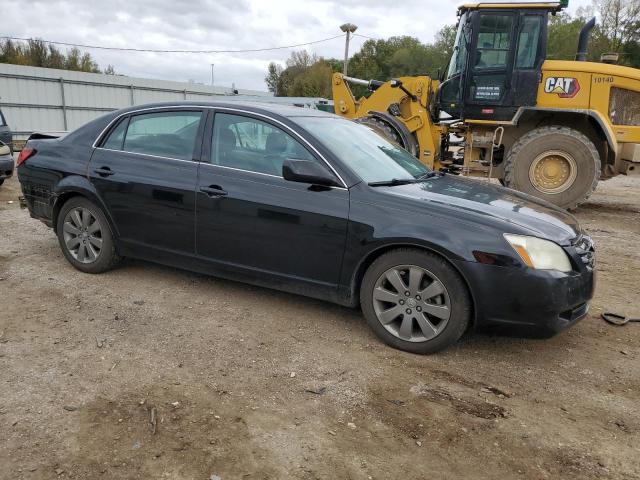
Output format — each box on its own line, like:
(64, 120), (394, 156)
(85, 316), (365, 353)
(573, 235), (595, 271)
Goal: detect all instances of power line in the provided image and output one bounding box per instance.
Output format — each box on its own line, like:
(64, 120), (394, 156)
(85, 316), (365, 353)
(0, 34), (347, 54)
(353, 33), (377, 40)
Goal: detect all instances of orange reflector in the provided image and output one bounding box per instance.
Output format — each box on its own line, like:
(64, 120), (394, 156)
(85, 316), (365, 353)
(513, 245), (534, 268)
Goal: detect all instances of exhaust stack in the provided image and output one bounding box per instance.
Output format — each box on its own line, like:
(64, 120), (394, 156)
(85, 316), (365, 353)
(575, 17), (596, 61)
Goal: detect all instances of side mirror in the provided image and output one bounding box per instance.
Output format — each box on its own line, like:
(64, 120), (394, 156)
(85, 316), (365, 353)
(282, 159), (340, 187)
(0, 142), (10, 156)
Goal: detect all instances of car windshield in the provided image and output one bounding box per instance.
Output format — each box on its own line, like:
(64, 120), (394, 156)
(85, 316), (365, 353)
(296, 116), (430, 183)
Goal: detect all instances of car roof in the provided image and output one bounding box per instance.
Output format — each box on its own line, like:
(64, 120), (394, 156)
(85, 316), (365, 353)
(114, 101), (337, 120)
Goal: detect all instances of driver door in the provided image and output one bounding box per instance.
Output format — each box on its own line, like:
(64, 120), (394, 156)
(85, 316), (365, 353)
(195, 110), (350, 293)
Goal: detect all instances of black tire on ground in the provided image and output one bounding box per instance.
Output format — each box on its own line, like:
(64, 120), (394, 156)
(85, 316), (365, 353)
(56, 196), (121, 274)
(360, 248), (472, 354)
(0, 179), (4, 186)
(503, 126), (600, 210)
(355, 116), (418, 157)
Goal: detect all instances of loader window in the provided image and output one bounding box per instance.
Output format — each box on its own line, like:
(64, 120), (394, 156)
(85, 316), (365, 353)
(475, 14), (513, 69)
(516, 16), (542, 68)
(447, 14), (469, 79)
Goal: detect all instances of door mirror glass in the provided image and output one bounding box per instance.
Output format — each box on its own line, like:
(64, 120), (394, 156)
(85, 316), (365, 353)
(0, 141), (10, 156)
(282, 158), (339, 187)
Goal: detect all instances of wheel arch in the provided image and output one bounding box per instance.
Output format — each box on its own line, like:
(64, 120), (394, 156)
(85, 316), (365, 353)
(502, 108), (616, 174)
(348, 242), (478, 327)
(52, 176), (119, 238)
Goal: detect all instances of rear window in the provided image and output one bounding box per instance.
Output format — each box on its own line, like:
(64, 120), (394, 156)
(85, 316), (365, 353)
(101, 110), (202, 161)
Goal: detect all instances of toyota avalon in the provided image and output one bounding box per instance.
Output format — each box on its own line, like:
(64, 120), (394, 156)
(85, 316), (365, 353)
(17, 102), (595, 353)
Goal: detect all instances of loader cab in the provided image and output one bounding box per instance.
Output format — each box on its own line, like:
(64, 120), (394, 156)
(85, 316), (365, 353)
(439, 3), (562, 121)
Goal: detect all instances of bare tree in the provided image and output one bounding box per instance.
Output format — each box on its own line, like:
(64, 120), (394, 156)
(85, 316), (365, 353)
(595, 0), (640, 51)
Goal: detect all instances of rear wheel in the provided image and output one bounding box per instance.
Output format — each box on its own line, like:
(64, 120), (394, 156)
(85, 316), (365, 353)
(504, 126), (600, 210)
(360, 249), (471, 354)
(56, 197), (120, 273)
(0, 179), (4, 186)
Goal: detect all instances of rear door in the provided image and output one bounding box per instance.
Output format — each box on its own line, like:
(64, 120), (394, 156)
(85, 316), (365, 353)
(195, 109), (349, 291)
(89, 108), (204, 254)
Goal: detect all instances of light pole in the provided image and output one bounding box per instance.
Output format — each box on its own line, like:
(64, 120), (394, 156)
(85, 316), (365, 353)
(340, 23), (358, 76)
(211, 63), (215, 96)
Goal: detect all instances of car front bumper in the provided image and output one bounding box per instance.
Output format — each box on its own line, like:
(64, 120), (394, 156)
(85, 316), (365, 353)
(0, 156), (14, 179)
(454, 260), (595, 338)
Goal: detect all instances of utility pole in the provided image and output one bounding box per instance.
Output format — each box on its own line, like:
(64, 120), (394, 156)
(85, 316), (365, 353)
(211, 63), (215, 96)
(340, 23), (358, 76)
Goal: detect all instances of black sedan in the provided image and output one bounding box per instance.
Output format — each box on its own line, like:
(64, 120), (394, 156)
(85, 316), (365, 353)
(17, 102), (595, 353)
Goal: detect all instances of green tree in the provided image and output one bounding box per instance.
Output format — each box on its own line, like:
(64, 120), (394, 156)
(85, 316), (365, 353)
(0, 38), (108, 73)
(265, 62), (283, 94)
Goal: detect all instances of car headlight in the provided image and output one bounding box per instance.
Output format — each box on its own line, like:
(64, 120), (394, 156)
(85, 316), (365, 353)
(503, 234), (572, 272)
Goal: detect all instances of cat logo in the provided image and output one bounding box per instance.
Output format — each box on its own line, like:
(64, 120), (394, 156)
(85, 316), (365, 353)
(544, 77), (580, 98)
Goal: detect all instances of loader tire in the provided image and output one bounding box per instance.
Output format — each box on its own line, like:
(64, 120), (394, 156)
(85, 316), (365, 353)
(355, 115), (418, 156)
(504, 126), (600, 210)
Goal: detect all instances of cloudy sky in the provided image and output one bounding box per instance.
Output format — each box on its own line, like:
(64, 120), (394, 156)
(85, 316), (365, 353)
(5, 0), (592, 92)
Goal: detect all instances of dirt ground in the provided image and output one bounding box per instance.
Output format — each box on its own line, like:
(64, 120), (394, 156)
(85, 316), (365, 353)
(1, 170), (639, 480)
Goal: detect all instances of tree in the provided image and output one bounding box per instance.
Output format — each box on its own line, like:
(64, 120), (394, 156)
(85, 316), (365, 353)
(595, 0), (640, 52)
(0, 38), (108, 73)
(265, 62), (283, 94)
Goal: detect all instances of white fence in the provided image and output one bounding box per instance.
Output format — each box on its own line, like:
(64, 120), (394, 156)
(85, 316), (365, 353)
(0, 63), (272, 141)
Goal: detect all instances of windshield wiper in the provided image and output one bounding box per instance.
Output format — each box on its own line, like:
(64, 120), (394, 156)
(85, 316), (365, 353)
(368, 178), (416, 187)
(368, 171), (445, 187)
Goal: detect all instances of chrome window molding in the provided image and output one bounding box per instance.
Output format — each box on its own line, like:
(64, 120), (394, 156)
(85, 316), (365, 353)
(96, 146), (199, 164)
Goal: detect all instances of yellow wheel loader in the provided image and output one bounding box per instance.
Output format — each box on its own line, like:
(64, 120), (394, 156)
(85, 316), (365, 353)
(332, 1), (640, 209)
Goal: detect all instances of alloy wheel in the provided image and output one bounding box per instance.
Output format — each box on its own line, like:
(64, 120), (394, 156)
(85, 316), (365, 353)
(62, 207), (103, 264)
(372, 264), (451, 342)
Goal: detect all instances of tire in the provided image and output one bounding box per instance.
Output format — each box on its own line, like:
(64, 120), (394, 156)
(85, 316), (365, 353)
(56, 197), (120, 274)
(355, 116), (418, 157)
(360, 248), (471, 354)
(0, 179), (4, 186)
(503, 126), (600, 210)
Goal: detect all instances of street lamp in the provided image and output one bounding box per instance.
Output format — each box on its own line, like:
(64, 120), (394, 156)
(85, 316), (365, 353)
(211, 63), (215, 95)
(340, 23), (358, 76)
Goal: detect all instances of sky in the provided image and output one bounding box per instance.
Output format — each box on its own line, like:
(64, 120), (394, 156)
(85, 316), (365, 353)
(4, 0), (593, 92)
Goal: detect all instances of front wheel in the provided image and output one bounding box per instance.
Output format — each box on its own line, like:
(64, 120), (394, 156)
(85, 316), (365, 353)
(360, 249), (471, 354)
(56, 197), (120, 273)
(503, 126), (600, 210)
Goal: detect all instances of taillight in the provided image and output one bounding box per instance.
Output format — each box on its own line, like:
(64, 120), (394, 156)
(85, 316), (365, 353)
(16, 148), (36, 167)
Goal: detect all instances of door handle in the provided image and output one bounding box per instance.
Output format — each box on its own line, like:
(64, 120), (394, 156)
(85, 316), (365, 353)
(94, 166), (114, 177)
(199, 185), (227, 197)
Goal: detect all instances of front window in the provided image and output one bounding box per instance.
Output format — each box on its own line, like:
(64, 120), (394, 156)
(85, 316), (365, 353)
(446, 13), (468, 80)
(475, 14), (513, 70)
(297, 117), (430, 183)
(211, 113), (316, 176)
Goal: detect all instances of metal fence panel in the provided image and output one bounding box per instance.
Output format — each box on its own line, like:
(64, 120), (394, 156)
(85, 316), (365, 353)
(0, 62), (272, 140)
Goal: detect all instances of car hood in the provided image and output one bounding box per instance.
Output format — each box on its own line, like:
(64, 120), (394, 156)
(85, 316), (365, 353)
(375, 175), (581, 245)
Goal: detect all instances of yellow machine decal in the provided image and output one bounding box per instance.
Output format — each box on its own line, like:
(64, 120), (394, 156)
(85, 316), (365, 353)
(544, 77), (580, 98)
